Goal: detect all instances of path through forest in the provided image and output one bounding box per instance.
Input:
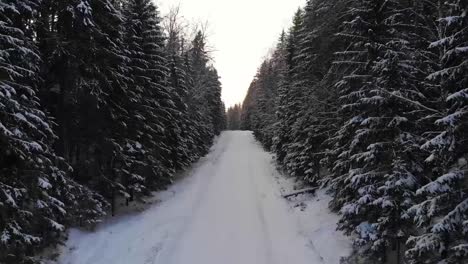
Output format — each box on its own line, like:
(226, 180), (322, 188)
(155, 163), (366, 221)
(57, 131), (336, 264)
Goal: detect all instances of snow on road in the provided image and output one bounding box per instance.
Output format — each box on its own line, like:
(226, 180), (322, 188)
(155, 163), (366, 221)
(57, 131), (350, 264)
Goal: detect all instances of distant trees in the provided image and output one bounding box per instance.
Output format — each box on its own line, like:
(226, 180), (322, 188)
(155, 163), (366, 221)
(0, 0), (224, 262)
(226, 104), (242, 130)
(242, 0), (468, 263)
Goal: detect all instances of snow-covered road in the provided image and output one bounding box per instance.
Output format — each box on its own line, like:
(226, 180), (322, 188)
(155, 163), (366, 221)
(57, 131), (337, 264)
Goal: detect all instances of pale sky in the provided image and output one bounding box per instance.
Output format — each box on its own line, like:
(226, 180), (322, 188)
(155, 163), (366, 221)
(155, 0), (304, 108)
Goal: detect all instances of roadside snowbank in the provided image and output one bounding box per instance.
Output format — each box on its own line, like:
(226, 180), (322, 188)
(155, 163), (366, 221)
(274, 174), (352, 263)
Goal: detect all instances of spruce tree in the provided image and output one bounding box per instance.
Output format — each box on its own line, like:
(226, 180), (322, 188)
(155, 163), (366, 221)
(165, 33), (193, 168)
(124, 0), (176, 191)
(0, 1), (107, 262)
(407, 1), (468, 263)
(282, 0), (347, 185)
(273, 9), (304, 165)
(329, 0), (428, 261)
(186, 31), (218, 155)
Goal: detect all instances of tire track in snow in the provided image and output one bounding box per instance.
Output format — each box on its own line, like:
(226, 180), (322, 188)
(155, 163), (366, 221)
(57, 132), (325, 264)
(248, 156), (274, 264)
(151, 135), (230, 264)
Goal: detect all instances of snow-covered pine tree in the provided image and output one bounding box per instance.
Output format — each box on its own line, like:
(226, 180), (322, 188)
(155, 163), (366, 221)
(281, 0), (347, 185)
(124, 0), (177, 190)
(280, 3), (319, 182)
(242, 66), (263, 139)
(165, 20), (193, 169)
(75, 0), (144, 212)
(186, 31), (218, 155)
(406, 1), (468, 263)
(181, 48), (206, 158)
(273, 9), (304, 166)
(36, 0), (135, 213)
(205, 67), (225, 136)
(0, 1), (107, 262)
(329, 0), (427, 261)
(242, 58), (282, 150)
(240, 81), (256, 132)
(219, 101), (227, 132)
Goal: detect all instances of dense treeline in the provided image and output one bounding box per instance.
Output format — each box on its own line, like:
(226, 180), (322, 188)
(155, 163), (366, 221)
(242, 0), (468, 263)
(0, 0), (224, 262)
(226, 103), (242, 130)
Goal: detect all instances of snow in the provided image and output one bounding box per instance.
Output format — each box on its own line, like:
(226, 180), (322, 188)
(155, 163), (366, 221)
(436, 110), (466, 126)
(48, 219), (65, 232)
(1, 230), (10, 244)
(76, 1), (94, 26)
(25, 111), (51, 130)
(14, 112), (28, 123)
(55, 131), (351, 264)
(439, 16), (462, 26)
(3, 189), (17, 207)
(459, 157), (468, 167)
(274, 176), (353, 264)
(0, 121), (13, 136)
(447, 89), (468, 102)
(27, 141), (43, 151)
(356, 222), (377, 241)
(38, 177), (52, 190)
(418, 171), (464, 195)
(37, 200), (48, 209)
(135, 141), (142, 149)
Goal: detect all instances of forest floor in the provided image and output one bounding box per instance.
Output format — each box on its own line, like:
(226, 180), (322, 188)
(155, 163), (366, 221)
(54, 131), (351, 264)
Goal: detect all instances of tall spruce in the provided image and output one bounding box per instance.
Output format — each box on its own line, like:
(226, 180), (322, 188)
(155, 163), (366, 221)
(0, 1), (107, 262)
(124, 0), (178, 193)
(407, 1), (468, 263)
(186, 31), (224, 154)
(273, 9), (304, 165)
(327, 1), (431, 262)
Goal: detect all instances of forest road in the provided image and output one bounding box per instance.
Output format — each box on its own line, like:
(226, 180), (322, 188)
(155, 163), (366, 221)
(58, 131), (323, 264)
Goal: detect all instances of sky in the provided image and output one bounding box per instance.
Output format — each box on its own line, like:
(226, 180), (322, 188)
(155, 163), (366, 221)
(155, 0), (304, 108)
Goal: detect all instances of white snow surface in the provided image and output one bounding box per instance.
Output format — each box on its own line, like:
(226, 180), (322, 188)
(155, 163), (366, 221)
(56, 131), (351, 264)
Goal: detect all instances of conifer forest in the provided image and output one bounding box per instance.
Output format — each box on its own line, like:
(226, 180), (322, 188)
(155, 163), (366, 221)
(241, 0), (468, 263)
(1, 0), (468, 264)
(0, 0), (225, 262)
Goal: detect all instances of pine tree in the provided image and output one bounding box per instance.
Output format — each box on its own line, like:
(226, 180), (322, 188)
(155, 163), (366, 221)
(282, 0), (347, 185)
(206, 67), (225, 136)
(0, 1), (107, 262)
(241, 59), (282, 149)
(186, 31), (218, 155)
(36, 0), (135, 213)
(407, 1), (468, 263)
(273, 9), (304, 165)
(280, 3), (320, 181)
(165, 25), (193, 169)
(329, 0), (428, 261)
(123, 0), (177, 193)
